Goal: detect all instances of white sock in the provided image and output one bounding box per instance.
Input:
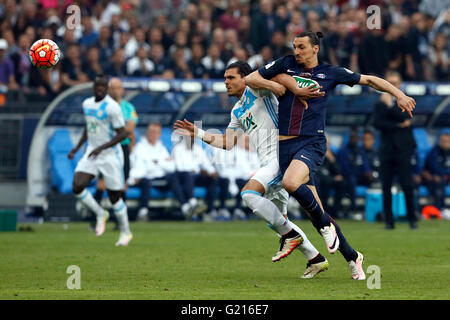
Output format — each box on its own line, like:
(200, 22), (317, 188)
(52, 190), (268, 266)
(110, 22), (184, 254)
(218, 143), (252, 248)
(287, 220), (320, 260)
(241, 191), (291, 235)
(189, 198), (198, 207)
(75, 189), (105, 218)
(181, 203), (191, 215)
(112, 199), (131, 235)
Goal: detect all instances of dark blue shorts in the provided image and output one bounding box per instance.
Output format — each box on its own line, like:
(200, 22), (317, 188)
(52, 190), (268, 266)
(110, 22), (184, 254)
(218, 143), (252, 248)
(278, 135), (327, 186)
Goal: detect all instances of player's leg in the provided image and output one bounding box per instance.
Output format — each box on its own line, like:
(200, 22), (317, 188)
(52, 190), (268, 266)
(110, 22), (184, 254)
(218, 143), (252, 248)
(395, 154), (418, 229)
(107, 189), (132, 246)
(102, 154), (132, 246)
(379, 156), (395, 228)
(269, 196), (329, 278)
(73, 157), (109, 236)
(283, 159), (365, 278)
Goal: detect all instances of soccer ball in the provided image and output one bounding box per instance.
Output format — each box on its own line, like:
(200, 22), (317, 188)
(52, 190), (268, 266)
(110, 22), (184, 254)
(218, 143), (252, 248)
(29, 39), (60, 70)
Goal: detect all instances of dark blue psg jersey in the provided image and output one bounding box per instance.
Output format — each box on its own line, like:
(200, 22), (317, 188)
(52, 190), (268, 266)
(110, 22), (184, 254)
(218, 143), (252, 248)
(258, 55), (361, 136)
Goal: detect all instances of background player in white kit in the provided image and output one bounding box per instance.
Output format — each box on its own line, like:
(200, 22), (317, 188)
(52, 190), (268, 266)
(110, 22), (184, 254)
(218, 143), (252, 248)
(174, 62), (328, 278)
(67, 75), (133, 246)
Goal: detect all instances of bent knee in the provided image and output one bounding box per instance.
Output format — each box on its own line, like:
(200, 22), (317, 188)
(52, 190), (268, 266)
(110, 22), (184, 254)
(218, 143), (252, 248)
(282, 176), (309, 193)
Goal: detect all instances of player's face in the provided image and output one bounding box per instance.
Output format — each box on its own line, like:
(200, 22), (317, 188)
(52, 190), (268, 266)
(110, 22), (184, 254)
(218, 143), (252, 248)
(293, 37), (319, 65)
(94, 80), (108, 101)
(224, 68), (245, 97)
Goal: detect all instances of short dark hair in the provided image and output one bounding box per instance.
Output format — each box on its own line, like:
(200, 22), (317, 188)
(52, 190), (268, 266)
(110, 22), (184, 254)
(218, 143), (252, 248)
(94, 74), (109, 84)
(295, 31), (323, 46)
(226, 61), (253, 77)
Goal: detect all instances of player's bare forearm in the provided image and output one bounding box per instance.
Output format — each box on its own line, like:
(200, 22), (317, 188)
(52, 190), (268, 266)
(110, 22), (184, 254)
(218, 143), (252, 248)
(96, 127), (127, 152)
(244, 71), (285, 96)
(173, 119), (237, 150)
(202, 131), (237, 150)
(359, 75), (415, 117)
(73, 128), (88, 152)
(271, 74), (324, 100)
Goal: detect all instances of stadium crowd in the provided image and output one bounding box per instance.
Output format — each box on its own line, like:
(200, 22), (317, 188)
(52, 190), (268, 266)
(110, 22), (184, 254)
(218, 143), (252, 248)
(0, 0), (448, 103)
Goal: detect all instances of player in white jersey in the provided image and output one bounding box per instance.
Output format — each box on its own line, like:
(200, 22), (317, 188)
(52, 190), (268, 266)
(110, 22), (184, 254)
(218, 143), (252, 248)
(68, 75), (133, 246)
(174, 62), (328, 278)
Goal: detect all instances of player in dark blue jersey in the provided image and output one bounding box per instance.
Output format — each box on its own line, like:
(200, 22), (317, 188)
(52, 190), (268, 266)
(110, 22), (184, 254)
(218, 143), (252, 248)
(245, 31), (416, 280)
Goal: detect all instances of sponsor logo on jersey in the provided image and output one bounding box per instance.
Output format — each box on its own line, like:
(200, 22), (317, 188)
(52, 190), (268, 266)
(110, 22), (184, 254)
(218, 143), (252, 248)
(243, 112), (258, 131)
(287, 69), (296, 73)
(293, 76), (320, 89)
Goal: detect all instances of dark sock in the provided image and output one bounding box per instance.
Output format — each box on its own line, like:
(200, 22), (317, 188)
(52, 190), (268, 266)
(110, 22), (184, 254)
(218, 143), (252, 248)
(290, 184), (330, 230)
(282, 229), (299, 238)
(308, 253), (326, 264)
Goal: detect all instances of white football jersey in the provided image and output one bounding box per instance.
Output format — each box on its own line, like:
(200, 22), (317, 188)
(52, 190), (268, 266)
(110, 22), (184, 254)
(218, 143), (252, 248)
(81, 95), (125, 156)
(227, 86), (279, 166)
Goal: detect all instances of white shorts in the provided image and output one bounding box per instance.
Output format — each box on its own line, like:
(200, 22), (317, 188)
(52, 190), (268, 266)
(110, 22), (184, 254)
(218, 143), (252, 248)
(75, 146), (124, 191)
(250, 159), (289, 215)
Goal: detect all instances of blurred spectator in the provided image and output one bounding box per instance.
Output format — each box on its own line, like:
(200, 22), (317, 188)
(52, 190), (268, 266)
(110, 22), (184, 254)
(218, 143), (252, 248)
(404, 12), (429, 81)
(169, 46), (193, 79)
(106, 48), (127, 77)
(358, 29), (389, 77)
(172, 135), (219, 221)
(248, 45), (273, 70)
(336, 129), (370, 217)
(385, 24), (404, 74)
(126, 45), (153, 77)
(60, 44), (88, 89)
(360, 129), (380, 187)
(270, 31), (292, 59)
(428, 33), (449, 81)
(96, 25), (114, 71)
(422, 132), (450, 212)
(188, 43), (208, 79)
(328, 19), (358, 70)
(316, 140), (344, 217)
(250, 0), (284, 52)
(201, 44), (225, 79)
(149, 43), (169, 76)
(128, 123), (190, 220)
(0, 38), (19, 103)
(79, 16), (99, 48)
(82, 46), (103, 81)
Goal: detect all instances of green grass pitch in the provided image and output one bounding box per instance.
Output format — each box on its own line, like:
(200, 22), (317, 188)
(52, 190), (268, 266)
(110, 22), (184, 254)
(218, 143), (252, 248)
(0, 219), (449, 300)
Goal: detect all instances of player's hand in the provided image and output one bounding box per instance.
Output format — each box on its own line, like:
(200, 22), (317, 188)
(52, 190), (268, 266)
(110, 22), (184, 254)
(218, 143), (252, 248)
(396, 94), (415, 118)
(269, 82), (286, 97)
(88, 147), (103, 159)
(295, 85), (325, 99)
(173, 119), (196, 137)
(299, 98), (309, 110)
(67, 148), (77, 160)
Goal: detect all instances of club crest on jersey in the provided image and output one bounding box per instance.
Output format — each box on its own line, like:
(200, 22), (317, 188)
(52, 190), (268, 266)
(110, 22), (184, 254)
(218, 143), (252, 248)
(293, 76), (320, 89)
(316, 73), (326, 79)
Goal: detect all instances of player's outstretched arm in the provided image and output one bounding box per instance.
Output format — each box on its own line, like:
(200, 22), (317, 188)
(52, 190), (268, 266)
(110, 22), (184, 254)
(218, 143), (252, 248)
(173, 119), (239, 150)
(244, 71), (286, 97)
(359, 75), (416, 117)
(68, 128), (87, 159)
(271, 74), (325, 101)
(88, 127), (128, 159)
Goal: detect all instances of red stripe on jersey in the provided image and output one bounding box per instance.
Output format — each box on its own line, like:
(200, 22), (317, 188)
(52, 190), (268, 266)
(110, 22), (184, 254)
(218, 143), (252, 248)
(288, 97), (305, 135)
